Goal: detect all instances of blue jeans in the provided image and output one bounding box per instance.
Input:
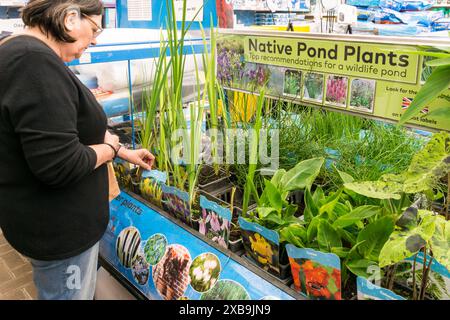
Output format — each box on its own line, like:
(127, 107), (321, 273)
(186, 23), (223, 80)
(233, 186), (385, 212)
(27, 243), (99, 300)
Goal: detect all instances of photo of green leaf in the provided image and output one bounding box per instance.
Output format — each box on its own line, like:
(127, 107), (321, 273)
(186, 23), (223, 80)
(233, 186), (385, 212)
(349, 79), (376, 112)
(283, 69), (302, 97)
(303, 73), (324, 102)
(144, 233), (168, 265)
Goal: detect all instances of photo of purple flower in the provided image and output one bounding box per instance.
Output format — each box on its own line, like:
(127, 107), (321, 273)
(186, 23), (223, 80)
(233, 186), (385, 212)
(131, 252), (150, 286)
(162, 192), (191, 225)
(325, 75), (349, 107)
(243, 64), (271, 88)
(198, 207), (230, 249)
(217, 39), (245, 86)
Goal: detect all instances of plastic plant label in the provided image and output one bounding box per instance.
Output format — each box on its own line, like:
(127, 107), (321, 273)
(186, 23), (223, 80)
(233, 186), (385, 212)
(238, 216), (281, 275)
(141, 170), (168, 184)
(199, 196), (232, 249)
(286, 245), (342, 300)
(161, 184), (191, 224)
(324, 148), (341, 170)
(403, 252), (450, 300)
(357, 276), (405, 300)
(140, 170), (166, 208)
(406, 252), (450, 279)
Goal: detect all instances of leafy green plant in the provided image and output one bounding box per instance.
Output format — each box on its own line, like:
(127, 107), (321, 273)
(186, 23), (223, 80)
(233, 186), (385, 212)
(279, 182), (396, 289)
(232, 103), (423, 193)
(344, 131), (450, 201)
(378, 205), (449, 300)
(147, 0), (210, 217)
(241, 90), (266, 216)
(337, 131), (449, 299)
(399, 48), (450, 125)
(244, 157), (325, 230)
(139, 35), (171, 152)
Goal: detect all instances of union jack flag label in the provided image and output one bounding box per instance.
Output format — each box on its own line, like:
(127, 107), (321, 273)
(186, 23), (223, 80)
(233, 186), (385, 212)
(401, 97), (429, 114)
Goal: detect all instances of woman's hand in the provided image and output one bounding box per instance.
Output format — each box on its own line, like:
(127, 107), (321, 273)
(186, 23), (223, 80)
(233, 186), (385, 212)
(118, 148), (155, 171)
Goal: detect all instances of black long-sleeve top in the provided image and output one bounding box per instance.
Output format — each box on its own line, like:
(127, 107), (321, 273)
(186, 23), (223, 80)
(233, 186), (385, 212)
(0, 35), (109, 261)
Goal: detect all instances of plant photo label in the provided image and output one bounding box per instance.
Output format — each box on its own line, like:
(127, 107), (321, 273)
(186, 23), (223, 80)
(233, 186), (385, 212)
(283, 69), (303, 98)
(239, 216), (281, 276)
(357, 276), (405, 300)
(349, 78), (376, 114)
(302, 72), (324, 104)
(161, 184), (191, 224)
(286, 245), (342, 300)
(325, 75), (349, 108)
(199, 196), (232, 249)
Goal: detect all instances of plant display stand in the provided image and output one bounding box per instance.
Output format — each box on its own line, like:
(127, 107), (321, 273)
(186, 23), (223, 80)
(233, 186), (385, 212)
(99, 190), (306, 300)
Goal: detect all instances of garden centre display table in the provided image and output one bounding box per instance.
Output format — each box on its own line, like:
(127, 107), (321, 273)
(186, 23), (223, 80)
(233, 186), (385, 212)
(99, 191), (305, 300)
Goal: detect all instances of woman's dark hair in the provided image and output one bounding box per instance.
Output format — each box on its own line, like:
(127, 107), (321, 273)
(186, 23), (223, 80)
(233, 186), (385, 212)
(21, 0), (103, 43)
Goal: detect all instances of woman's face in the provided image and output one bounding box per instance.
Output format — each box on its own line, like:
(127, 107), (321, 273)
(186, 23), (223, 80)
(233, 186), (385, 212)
(60, 13), (102, 62)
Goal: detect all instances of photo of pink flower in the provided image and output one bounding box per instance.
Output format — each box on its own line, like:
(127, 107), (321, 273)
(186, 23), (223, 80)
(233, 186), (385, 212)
(198, 208), (231, 250)
(325, 75), (349, 107)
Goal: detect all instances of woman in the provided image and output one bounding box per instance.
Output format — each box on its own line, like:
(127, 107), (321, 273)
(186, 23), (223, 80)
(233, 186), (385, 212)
(0, 0), (154, 300)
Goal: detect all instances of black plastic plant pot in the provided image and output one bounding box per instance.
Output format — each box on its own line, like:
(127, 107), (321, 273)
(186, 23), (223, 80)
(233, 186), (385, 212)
(206, 182), (257, 213)
(190, 217), (200, 232)
(241, 253), (293, 286)
(228, 237), (244, 254)
(197, 165), (231, 193)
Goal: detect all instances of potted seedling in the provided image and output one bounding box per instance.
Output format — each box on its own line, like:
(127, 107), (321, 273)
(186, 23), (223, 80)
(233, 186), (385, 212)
(239, 157), (325, 280)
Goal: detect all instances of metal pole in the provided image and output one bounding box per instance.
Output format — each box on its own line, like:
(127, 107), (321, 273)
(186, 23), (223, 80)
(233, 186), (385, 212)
(127, 59), (136, 150)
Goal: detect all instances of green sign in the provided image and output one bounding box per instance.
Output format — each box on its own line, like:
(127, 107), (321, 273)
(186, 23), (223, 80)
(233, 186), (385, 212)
(245, 36), (420, 85)
(217, 33), (450, 132)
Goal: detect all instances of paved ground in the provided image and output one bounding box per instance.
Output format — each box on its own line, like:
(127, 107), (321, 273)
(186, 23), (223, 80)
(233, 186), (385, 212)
(0, 229), (37, 300)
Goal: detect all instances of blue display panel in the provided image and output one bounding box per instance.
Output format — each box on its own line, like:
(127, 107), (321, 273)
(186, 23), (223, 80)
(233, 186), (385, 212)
(100, 192), (296, 300)
(116, 0), (218, 29)
(67, 40), (205, 66)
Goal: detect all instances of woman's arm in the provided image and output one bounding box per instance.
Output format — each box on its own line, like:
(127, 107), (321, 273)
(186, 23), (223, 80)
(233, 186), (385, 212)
(89, 131), (120, 169)
(5, 52), (107, 187)
(92, 130), (155, 171)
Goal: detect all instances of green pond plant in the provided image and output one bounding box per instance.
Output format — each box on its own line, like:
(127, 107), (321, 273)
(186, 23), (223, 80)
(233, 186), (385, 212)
(399, 48), (450, 125)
